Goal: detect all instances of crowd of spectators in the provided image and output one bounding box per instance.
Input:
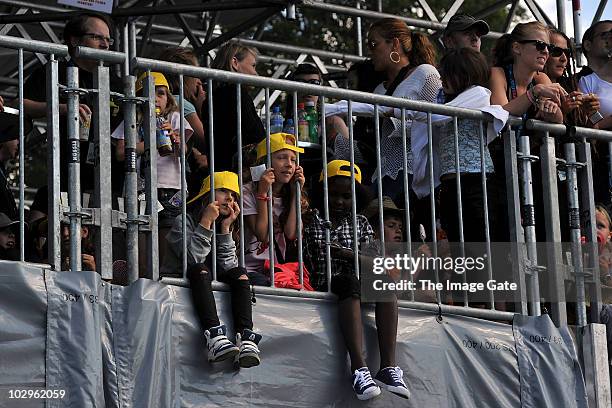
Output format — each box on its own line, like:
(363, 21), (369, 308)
(0, 10), (611, 400)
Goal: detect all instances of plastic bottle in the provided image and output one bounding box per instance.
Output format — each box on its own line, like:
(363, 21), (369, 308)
(297, 103), (309, 142)
(283, 118), (295, 137)
(155, 107), (173, 156)
(270, 106), (284, 134)
(305, 101), (318, 143)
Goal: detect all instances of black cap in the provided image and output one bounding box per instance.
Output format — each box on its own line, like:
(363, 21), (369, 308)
(443, 14), (490, 37)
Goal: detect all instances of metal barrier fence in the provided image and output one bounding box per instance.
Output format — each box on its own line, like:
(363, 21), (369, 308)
(1, 33), (612, 326)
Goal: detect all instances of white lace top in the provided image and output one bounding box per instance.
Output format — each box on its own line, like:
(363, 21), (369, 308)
(373, 64), (441, 180)
(437, 118), (494, 176)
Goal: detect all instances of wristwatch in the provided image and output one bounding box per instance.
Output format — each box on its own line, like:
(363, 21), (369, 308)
(589, 110), (604, 125)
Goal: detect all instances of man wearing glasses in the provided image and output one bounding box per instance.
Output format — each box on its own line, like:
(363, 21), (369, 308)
(23, 12), (124, 199)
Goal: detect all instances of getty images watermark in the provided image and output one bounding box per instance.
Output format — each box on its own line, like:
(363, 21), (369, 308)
(358, 242), (598, 303)
(371, 252), (517, 293)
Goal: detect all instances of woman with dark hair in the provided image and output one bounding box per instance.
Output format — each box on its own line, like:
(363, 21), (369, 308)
(543, 29), (600, 127)
(437, 48), (497, 245)
(204, 43), (265, 172)
(367, 17), (441, 241)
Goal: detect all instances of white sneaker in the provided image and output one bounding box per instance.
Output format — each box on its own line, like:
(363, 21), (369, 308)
(203, 324), (239, 363)
(235, 329), (262, 368)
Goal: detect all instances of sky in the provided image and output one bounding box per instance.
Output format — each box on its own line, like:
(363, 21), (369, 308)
(540, 0), (611, 40)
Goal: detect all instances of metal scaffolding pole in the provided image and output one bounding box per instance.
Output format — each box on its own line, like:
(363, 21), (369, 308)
(556, 0), (566, 32)
(0, 0), (287, 24)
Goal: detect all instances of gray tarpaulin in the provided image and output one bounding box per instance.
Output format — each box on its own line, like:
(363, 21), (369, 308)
(0, 263), (589, 407)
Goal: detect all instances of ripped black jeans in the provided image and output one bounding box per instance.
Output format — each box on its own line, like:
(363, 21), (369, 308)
(187, 264), (253, 335)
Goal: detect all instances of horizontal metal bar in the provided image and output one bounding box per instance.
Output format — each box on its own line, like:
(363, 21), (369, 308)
(134, 56), (488, 118)
(232, 38), (366, 63)
(300, 0), (504, 39)
(0, 34), (67, 56)
(73, 46), (128, 64)
(0, 1), (287, 24)
(523, 119), (612, 141)
(162, 277), (515, 321)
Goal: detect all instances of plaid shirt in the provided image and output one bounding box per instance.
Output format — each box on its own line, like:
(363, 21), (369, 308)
(303, 209), (375, 291)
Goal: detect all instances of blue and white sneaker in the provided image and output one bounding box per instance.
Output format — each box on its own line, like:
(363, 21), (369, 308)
(375, 366), (410, 399)
(235, 329), (262, 368)
(352, 367), (381, 401)
(204, 324), (239, 363)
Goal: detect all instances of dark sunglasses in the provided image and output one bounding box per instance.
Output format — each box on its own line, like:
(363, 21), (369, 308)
(517, 39), (553, 53)
(295, 78), (322, 86)
(549, 45), (571, 58)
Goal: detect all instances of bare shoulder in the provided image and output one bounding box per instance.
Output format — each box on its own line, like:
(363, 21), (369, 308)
(533, 71), (552, 85)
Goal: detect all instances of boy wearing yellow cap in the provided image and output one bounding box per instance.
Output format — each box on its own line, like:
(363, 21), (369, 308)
(112, 71), (193, 266)
(242, 133), (305, 284)
(161, 171), (262, 368)
(303, 160), (410, 401)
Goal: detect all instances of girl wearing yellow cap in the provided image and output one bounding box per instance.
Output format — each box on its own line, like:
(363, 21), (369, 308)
(303, 160), (410, 401)
(161, 171), (262, 368)
(242, 133), (305, 285)
(112, 71), (193, 266)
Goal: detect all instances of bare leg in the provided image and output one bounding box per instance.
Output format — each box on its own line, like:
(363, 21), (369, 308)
(376, 297), (398, 369)
(338, 296), (366, 371)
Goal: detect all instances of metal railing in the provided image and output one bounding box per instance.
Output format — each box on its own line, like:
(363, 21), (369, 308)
(1, 34), (612, 327)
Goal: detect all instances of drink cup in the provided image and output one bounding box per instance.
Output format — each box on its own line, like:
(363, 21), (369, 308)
(79, 112), (92, 141)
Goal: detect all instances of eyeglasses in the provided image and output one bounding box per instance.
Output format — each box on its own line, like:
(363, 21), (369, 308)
(594, 29), (612, 40)
(517, 39), (553, 53)
(295, 78), (322, 85)
(82, 33), (114, 46)
(366, 40), (378, 50)
(549, 46), (571, 58)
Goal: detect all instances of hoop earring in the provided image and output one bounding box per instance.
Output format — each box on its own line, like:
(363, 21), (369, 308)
(389, 51), (400, 64)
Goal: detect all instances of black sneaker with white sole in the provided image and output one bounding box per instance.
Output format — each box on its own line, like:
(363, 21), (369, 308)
(375, 366), (411, 399)
(352, 367), (381, 401)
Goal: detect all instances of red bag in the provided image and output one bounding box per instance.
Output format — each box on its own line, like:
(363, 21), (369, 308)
(263, 260), (314, 291)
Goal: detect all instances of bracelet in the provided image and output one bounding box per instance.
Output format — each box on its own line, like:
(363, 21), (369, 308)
(255, 193), (270, 202)
(526, 88), (536, 106)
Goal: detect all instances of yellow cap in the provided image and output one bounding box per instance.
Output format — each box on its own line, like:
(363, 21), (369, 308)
(256, 132), (304, 160)
(320, 160), (362, 184)
(187, 171), (240, 205)
(135, 71), (170, 93)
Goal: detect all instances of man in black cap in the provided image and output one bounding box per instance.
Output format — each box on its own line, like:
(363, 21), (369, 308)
(442, 14), (490, 52)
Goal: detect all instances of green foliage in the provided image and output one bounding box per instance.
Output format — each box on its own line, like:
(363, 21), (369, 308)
(260, 0), (528, 64)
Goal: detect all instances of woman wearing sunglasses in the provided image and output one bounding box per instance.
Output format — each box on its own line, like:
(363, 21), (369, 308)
(490, 21), (566, 124)
(544, 28), (601, 127)
(488, 22), (566, 242)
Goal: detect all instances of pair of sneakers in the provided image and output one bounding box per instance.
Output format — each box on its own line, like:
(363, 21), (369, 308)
(352, 366), (410, 401)
(203, 324), (262, 368)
